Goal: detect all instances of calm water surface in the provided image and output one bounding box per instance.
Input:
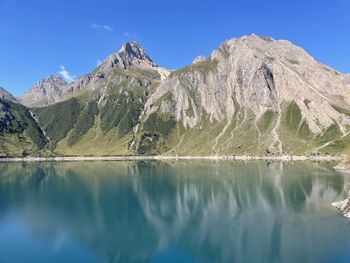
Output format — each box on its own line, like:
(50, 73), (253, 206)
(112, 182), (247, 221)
(0, 160), (350, 263)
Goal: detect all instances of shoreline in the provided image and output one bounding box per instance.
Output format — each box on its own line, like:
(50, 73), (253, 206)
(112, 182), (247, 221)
(334, 160), (350, 174)
(0, 155), (345, 162)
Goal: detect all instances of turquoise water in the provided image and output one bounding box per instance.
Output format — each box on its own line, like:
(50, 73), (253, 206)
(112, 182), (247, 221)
(0, 160), (350, 263)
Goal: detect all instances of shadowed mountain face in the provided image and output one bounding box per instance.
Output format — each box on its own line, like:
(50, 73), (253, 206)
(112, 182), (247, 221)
(0, 87), (17, 102)
(2, 35), (350, 157)
(0, 87), (49, 156)
(0, 99), (48, 156)
(0, 161), (350, 263)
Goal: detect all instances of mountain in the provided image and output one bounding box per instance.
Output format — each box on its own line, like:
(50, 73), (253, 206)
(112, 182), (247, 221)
(2, 36), (350, 157)
(19, 75), (68, 106)
(64, 41), (169, 96)
(31, 42), (169, 156)
(0, 98), (48, 156)
(130, 35), (350, 155)
(0, 87), (17, 102)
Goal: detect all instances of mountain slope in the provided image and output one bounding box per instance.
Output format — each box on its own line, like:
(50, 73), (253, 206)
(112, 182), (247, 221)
(130, 35), (350, 155)
(0, 99), (49, 156)
(32, 42), (169, 156)
(19, 75), (68, 106)
(0, 87), (17, 102)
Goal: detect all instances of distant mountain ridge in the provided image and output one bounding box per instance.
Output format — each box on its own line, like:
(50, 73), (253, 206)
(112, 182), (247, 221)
(19, 75), (68, 106)
(1, 35), (350, 157)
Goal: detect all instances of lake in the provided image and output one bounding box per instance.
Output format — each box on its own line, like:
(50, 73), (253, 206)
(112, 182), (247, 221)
(0, 160), (350, 263)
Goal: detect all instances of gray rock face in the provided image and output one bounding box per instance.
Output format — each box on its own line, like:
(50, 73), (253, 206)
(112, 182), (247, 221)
(133, 34), (350, 154)
(145, 35), (350, 130)
(118, 41), (156, 67)
(0, 87), (17, 102)
(19, 75), (68, 106)
(101, 41), (157, 72)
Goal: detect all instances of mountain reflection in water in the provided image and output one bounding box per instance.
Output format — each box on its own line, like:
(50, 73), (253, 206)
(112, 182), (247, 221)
(0, 160), (350, 263)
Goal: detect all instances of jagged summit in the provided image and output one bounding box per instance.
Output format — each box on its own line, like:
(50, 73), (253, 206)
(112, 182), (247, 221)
(43, 75), (67, 83)
(19, 75), (68, 106)
(31, 75), (68, 90)
(118, 41), (155, 66)
(101, 41), (157, 71)
(24, 75), (67, 93)
(64, 40), (164, 96)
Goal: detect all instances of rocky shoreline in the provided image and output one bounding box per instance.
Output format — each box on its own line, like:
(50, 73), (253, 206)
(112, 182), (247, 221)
(0, 155), (345, 162)
(332, 159), (350, 218)
(334, 160), (350, 174)
(332, 190), (350, 218)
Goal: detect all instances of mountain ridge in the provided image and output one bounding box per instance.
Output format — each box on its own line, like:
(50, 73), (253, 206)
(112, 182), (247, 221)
(1, 35), (350, 157)
(0, 87), (18, 102)
(129, 35), (350, 155)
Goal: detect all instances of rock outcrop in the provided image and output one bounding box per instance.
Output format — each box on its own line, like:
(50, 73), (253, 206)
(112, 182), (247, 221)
(332, 189), (350, 218)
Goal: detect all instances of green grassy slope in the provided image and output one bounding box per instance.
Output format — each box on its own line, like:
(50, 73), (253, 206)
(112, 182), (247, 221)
(2, 95), (350, 157)
(32, 66), (160, 156)
(131, 101), (350, 156)
(0, 99), (48, 157)
(32, 98), (82, 145)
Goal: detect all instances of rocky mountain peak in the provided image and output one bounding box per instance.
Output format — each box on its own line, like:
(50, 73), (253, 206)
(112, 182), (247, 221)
(102, 42), (157, 71)
(35, 75), (68, 87)
(60, 41), (168, 100)
(118, 41), (154, 64)
(46, 75), (67, 83)
(19, 75), (68, 106)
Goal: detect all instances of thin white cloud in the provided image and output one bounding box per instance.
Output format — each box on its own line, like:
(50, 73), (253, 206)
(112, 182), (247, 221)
(90, 23), (113, 32)
(124, 32), (130, 37)
(102, 25), (112, 32)
(58, 66), (76, 83)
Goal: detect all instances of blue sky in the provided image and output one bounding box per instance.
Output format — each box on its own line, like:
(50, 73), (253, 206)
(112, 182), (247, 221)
(1, 0), (349, 96)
